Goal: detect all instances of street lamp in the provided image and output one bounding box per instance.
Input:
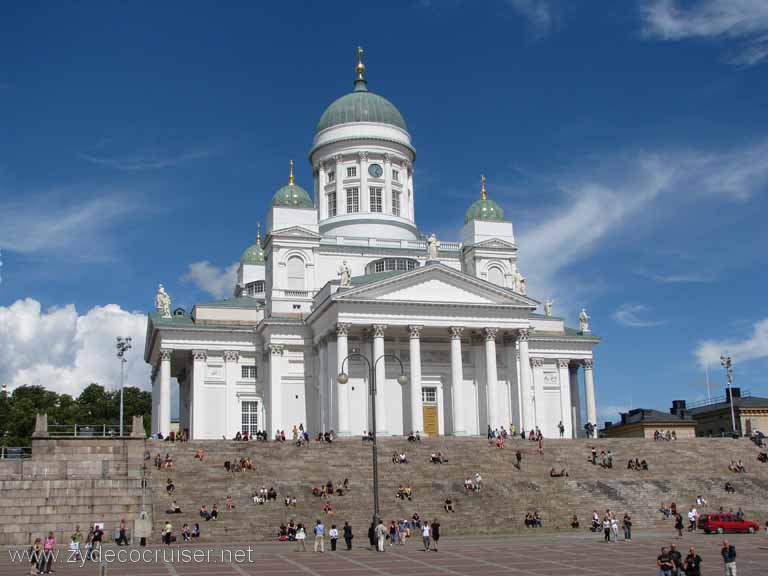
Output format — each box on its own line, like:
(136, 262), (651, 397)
(720, 354), (737, 436)
(337, 352), (408, 527)
(116, 337), (133, 436)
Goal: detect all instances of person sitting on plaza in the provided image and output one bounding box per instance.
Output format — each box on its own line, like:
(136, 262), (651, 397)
(312, 485), (322, 498)
(474, 472), (482, 492)
(191, 523), (200, 538)
(194, 447), (204, 460)
(325, 480), (334, 495)
(404, 485), (413, 500)
(396, 485), (406, 500)
(399, 452), (408, 464)
(391, 451), (399, 464)
(166, 478), (175, 494)
(200, 505), (211, 521)
(182, 523), (191, 541)
(323, 431), (333, 443)
(210, 504), (219, 520)
(412, 512), (421, 528)
(430, 452), (446, 464)
(167, 500), (182, 514)
(444, 498), (454, 513)
(323, 500), (333, 515)
(724, 481), (736, 493)
(571, 515), (580, 529)
(495, 435), (505, 448)
(224, 460), (231, 472)
(226, 495), (235, 511)
(463, 477), (474, 491)
(627, 459), (636, 470)
(164, 453), (173, 468)
(154, 453), (163, 469)
(591, 510), (601, 532)
(549, 467), (568, 477)
(278, 523), (288, 541)
(736, 460), (746, 473)
(267, 487), (278, 501)
(696, 495), (708, 507)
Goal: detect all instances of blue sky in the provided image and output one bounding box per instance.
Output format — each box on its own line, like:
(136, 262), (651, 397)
(1, 0), (767, 422)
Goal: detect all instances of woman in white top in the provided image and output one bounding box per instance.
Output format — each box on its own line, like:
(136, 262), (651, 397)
(295, 524), (307, 551)
(421, 523), (431, 551)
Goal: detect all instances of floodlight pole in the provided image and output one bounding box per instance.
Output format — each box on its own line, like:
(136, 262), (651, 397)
(720, 354), (737, 436)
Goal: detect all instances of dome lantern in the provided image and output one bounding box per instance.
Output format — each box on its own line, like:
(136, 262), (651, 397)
(271, 160), (313, 208)
(464, 174), (505, 224)
(240, 222), (265, 265)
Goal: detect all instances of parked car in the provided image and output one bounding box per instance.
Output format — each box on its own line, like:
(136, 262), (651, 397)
(698, 513), (759, 534)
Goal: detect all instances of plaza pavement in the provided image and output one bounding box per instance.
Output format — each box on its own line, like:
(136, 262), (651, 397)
(1, 531), (765, 576)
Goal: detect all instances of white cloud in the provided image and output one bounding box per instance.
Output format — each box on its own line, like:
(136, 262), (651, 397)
(599, 403), (630, 424)
(0, 192), (140, 260)
(0, 299), (150, 397)
(81, 147), (213, 171)
(641, 0), (768, 66)
(507, 0), (553, 36)
(634, 268), (714, 283)
(613, 303), (665, 327)
(695, 317), (768, 367)
(182, 261), (239, 299)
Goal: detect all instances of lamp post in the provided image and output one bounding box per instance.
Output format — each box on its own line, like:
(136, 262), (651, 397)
(338, 352), (408, 527)
(116, 337), (133, 437)
(720, 354), (737, 436)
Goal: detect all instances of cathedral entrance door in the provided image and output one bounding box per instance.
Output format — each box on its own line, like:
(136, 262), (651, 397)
(422, 386), (439, 436)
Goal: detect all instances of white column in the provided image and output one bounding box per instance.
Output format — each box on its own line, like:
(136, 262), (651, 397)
(318, 162), (326, 220)
(584, 358), (597, 437)
(268, 344), (284, 436)
(336, 155), (346, 215)
(449, 327), (466, 435)
(359, 152), (369, 212)
(504, 336), (521, 431)
(408, 325), (423, 434)
(159, 349), (172, 438)
(531, 358), (545, 431)
(383, 153), (391, 214)
(569, 363), (582, 438)
(318, 338), (327, 434)
(373, 324), (388, 435)
(336, 323), (350, 435)
(517, 329), (533, 433)
(557, 359), (573, 439)
(483, 328), (499, 431)
(407, 161), (415, 221)
(191, 350), (207, 439)
(223, 351), (240, 439)
(151, 368), (158, 435)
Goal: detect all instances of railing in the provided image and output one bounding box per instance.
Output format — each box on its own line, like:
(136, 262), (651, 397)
(687, 390), (752, 409)
(0, 446), (32, 459)
(283, 290), (311, 298)
(319, 236), (463, 252)
(47, 424), (122, 437)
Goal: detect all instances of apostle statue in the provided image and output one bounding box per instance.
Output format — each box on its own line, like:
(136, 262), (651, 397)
(155, 283), (172, 318)
(337, 260), (352, 287)
(579, 308), (591, 333)
(426, 233), (440, 261)
(544, 299), (554, 317)
(513, 269), (527, 294)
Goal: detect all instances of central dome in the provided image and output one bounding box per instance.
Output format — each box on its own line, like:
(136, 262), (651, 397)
(316, 81), (407, 134)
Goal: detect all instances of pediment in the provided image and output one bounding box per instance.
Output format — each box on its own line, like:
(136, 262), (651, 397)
(472, 238), (517, 250)
(335, 264), (537, 308)
(271, 226), (321, 239)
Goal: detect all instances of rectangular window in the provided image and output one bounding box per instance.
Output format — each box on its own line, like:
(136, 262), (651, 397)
(241, 365), (257, 379)
(346, 187), (359, 213)
(328, 170), (335, 182)
(346, 166), (357, 178)
(392, 169), (399, 182)
(392, 191), (401, 216)
(241, 401), (259, 435)
(375, 260), (385, 273)
(328, 191), (337, 217)
(370, 187), (382, 213)
(422, 387), (437, 404)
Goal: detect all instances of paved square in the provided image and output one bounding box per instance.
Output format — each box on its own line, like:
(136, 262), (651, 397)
(2, 531), (765, 576)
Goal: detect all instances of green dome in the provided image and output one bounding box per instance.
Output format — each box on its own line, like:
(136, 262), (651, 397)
(241, 242), (264, 265)
(464, 176), (506, 223)
(271, 183), (313, 208)
(316, 80), (407, 134)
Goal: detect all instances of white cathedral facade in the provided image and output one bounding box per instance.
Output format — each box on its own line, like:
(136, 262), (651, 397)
(144, 50), (600, 440)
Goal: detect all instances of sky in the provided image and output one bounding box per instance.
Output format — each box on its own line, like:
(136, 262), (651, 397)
(1, 0), (767, 424)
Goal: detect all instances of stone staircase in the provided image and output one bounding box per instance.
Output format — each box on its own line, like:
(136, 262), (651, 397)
(147, 437), (768, 543)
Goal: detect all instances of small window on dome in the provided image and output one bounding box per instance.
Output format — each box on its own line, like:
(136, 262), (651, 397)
(346, 187), (359, 213)
(346, 167), (356, 178)
(392, 169), (399, 182)
(328, 170), (335, 182)
(328, 192), (337, 217)
(392, 191), (401, 216)
(370, 187), (382, 213)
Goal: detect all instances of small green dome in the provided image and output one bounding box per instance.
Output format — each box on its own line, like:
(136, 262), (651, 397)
(241, 224), (265, 265)
(271, 160), (314, 208)
(464, 175), (506, 223)
(316, 80), (407, 134)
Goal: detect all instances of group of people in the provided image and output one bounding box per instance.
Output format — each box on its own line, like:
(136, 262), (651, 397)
(653, 430), (678, 441)
(728, 459), (746, 473)
(252, 486), (278, 504)
(395, 484), (413, 500)
(29, 525), (106, 574)
(154, 453), (173, 469)
(224, 456), (253, 472)
(429, 452), (447, 464)
(391, 451), (408, 464)
(311, 479), (349, 498)
(657, 541), (737, 576)
(232, 430), (268, 441)
(180, 523), (201, 541)
(523, 512), (542, 527)
(369, 517), (441, 552)
(627, 457), (649, 470)
(406, 430), (421, 443)
(593, 510), (632, 542)
(198, 504), (220, 521)
(463, 472), (482, 492)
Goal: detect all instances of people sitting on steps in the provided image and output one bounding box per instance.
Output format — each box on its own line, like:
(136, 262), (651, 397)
(166, 501), (182, 514)
(724, 481), (736, 493)
(194, 448), (204, 460)
(549, 467), (569, 477)
(444, 498), (455, 512)
(362, 430), (374, 442)
(182, 523), (191, 541)
(166, 478), (175, 495)
(524, 512), (542, 527)
(225, 495), (235, 511)
(571, 515), (580, 529)
(430, 452), (446, 464)
(407, 430), (421, 443)
(728, 460), (746, 473)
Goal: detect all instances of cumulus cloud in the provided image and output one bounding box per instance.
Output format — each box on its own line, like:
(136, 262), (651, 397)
(598, 403), (630, 424)
(0, 299), (150, 396)
(613, 303), (665, 327)
(182, 261), (239, 299)
(641, 0), (768, 66)
(695, 317), (768, 367)
(507, 0), (554, 36)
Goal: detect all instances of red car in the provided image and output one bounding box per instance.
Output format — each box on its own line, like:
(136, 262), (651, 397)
(697, 513), (759, 534)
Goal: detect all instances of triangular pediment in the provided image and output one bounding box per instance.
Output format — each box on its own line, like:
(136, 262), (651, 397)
(335, 264), (537, 308)
(270, 226), (321, 239)
(471, 238), (517, 250)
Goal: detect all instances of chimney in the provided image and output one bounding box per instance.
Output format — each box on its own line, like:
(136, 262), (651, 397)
(671, 400), (687, 416)
(604, 421), (612, 428)
(725, 387), (741, 402)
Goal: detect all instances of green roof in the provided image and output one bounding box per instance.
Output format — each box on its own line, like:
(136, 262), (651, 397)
(347, 270), (405, 286)
(465, 197), (505, 224)
(272, 183), (313, 208)
(240, 241), (265, 265)
(316, 79), (407, 133)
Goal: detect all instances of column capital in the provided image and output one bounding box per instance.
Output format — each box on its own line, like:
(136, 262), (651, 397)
(335, 154), (344, 164)
(483, 327), (499, 341)
(530, 357), (544, 368)
(336, 322), (351, 337)
(583, 358), (594, 370)
(160, 349), (173, 362)
(223, 350), (240, 362)
(372, 324), (387, 338)
(449, 326), (464, 340)
(192, 350), (207, 361)
(408, 325), (423, 339)
(517, 328), (530, 342)
(558, 358), (570, 369)
(268, 343), (284, 356)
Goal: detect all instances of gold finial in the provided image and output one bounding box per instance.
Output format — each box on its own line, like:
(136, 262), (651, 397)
(256, 222), (262, 245)
(480, 174), (487, 200)
(288, 159), (295, 185)
(356, 46), (365, 80)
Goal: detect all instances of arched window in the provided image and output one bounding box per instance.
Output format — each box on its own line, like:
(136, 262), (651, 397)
(286, 256), (305, 290)
(487, 266), (504, 287)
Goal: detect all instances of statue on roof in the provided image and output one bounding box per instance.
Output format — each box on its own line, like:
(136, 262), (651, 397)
(426, 233), (440, 261)
(513, 269), (527, 294)
(338, 260), (351, 287)
(544, 299), (554, 317)
(579, 308), (591, 333)
(155, 283), (172, 319)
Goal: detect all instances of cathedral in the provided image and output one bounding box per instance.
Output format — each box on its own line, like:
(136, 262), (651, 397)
(144, 50), (600, 440)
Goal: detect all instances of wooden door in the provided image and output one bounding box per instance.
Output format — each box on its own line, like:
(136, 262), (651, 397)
(423, 405), (438, 436)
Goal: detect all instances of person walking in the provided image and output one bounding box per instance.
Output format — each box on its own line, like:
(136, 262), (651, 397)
(674, 513), (684, 538)
(430, 519), (440, 552)
(343, 522), (353, 550)
(116, 518), (129, 546)
(70, 526), (83, 561)
(603, 516), (611, 542)
(515, 450), (522, 469)
(683, 547), (703, 576)
(295, 523), (307, 551)
(622, 513), (632, 541)
(162, 521), (173, 545)
(29, 538), (42, 576)
(375, 520), (387, 552)
(421, 522), (431, 551)
(368, 523), (376, 550)
(721, 540), (736, 576)
(313, 520), (325, 552)
(657, 547), (675, 576)
(329, 524), (338, 551)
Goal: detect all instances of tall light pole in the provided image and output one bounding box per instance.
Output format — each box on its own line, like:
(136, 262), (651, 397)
(116, 337), (132, 436)
(338, 352), (408, 528)
(720, 354), (737, 436)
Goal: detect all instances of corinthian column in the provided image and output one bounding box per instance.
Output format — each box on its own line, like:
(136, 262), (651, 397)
(159, 349), (172, 438)
(517, 329), (533, 432)
(584, 358), (597, 437)
(557, 359), (573, 439)
(484, 328), (499, 431)
(372, 324), (388, 435)
(449, 327), (465, 435)
(409, 325), (423, 434)
(336, 323), (351, 435)
(223, 350), (240, 439)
